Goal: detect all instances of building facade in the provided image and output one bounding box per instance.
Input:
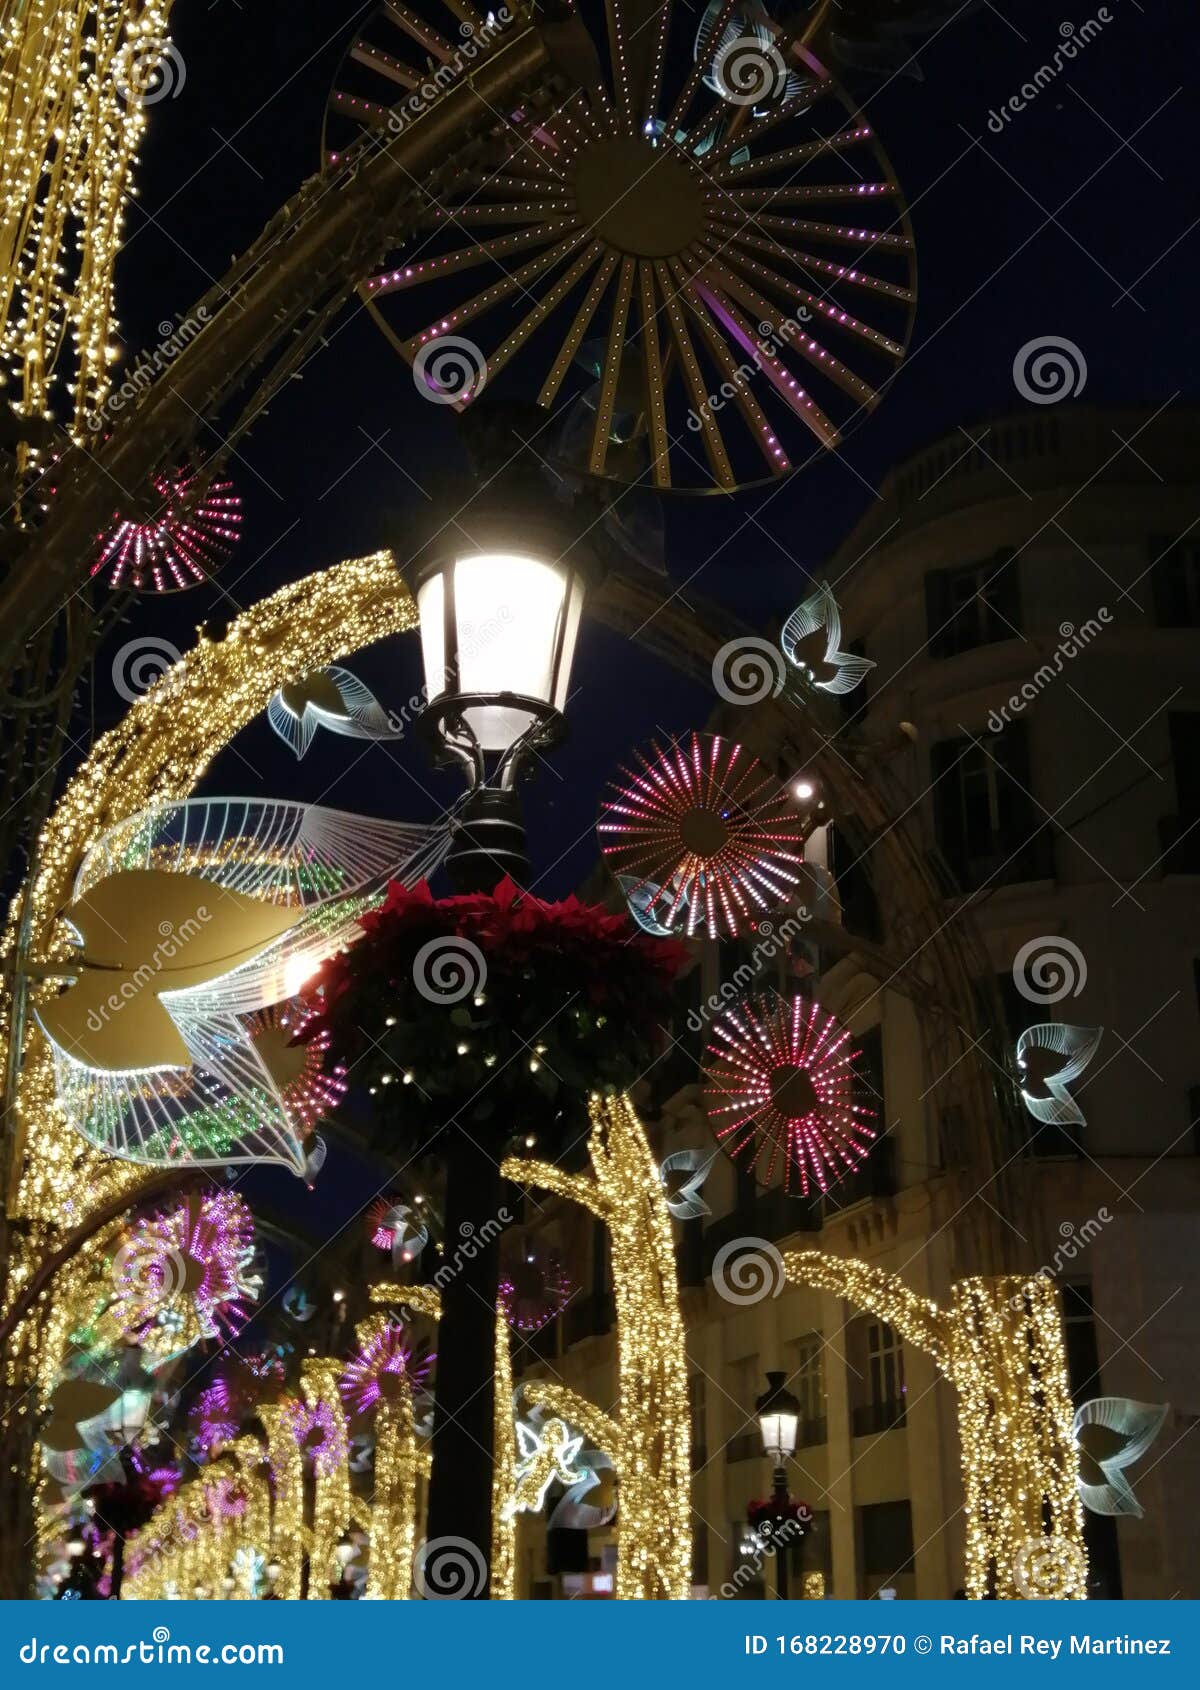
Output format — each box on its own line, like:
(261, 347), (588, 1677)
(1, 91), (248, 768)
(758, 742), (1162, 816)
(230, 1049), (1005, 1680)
(509, 407), (1200, 1600)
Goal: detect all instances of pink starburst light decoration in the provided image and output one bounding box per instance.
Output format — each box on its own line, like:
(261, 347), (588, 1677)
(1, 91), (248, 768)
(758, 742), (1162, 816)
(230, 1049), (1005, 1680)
(598, 732), (805, 938)
(91, 467), (242, 592)
(245, 999), (347, 1131)
(337, 1324), (434, 1417)
(704, 995), (875, 1197)
(499, 1250), (574, 1334)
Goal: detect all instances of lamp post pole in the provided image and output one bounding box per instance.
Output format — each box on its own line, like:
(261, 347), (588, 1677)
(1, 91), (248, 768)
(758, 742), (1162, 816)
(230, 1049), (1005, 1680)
(407, 409), (595, 1594)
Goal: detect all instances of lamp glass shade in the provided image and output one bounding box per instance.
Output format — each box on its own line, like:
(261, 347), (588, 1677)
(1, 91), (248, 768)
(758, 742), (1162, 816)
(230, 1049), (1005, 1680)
(417, 551), (584, 752)
(758, 1409), (799, 1464)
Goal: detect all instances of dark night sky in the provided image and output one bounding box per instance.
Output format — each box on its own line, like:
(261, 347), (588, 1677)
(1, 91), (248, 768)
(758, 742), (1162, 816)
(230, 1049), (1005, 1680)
(77, 0), (1200, 1240)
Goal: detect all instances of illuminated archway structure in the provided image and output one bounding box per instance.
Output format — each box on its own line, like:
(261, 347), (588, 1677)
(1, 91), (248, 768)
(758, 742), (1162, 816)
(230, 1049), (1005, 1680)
(4, 552), (1083, 1600)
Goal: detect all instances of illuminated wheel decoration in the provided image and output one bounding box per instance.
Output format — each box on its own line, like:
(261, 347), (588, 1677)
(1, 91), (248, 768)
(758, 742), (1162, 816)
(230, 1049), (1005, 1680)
(107, 1191), (259, 1358)
(500, 1247), (574, 1334)
(338, 1323), (435, 1416)
(703, 994), (874, 1195)
(244, 999), (347, 1133)
(324, 1), (915, 493)
(598, 731), (805, 937)
(287, 1399), (346, 1477)
(91, 467), (243, 592)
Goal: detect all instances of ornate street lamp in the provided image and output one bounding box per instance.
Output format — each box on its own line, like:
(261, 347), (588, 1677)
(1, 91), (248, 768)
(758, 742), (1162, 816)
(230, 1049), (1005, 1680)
(410, 412), (593, 892)
(399, 406), (599, 1588)
(753, 1372), (808, 1601)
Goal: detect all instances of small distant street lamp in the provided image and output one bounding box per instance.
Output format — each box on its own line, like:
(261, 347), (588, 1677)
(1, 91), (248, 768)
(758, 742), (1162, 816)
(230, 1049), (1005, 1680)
(754, 1372), (805, 1601)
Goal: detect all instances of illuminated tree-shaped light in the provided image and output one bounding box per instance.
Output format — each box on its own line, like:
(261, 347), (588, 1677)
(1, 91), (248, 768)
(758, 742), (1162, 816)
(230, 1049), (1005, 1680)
(92, 468), (243, 592)
(704, 994), (875, 1196)
(107, 1192), (259, 1361)
(1073, 1397), (1168, 1518)
(1016, 1023), (1102, 1128)
(780, 582), (875, 695)
(337, 1323), (434, 1418)
(598, 732), (805, 937)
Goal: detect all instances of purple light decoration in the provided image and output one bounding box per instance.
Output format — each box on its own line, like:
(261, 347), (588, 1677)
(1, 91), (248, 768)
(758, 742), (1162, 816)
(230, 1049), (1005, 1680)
(206, 1473), (248, 1520)
(190, 1379), (239, 1460)
(337, 1325), (434, 1417)
(704, 994), (875, 1197)
(287, 1400), (346, 1478)
(499, 1252), (574, 1334)
(111, 1190), (256, 1349)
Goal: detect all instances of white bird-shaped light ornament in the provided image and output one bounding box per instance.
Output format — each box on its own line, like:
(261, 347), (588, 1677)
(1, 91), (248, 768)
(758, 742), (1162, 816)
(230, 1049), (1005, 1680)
(660, 1148), (718, 1219)
(1073, 1397), (1168, 1517)
(780, 583), (876, 696)
(33, 797), (449, 1175)
(267, 665), (402, 760)
(1015, 1023), (1103, 1128)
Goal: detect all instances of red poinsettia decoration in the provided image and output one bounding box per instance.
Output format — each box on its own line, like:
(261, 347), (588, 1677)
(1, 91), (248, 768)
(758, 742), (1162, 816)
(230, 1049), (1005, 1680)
(747, 1494), (813, 1533)
(300, 878), (688, 1148)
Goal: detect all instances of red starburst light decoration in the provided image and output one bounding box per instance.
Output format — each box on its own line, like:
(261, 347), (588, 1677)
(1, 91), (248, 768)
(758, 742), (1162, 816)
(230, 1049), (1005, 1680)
(338, 1323), (434, 1417)
(245, 1000), (347, 1132)
(704, 995), (875, 1197)
(91, 467), (243, 592)
(598, 733), (805, 938)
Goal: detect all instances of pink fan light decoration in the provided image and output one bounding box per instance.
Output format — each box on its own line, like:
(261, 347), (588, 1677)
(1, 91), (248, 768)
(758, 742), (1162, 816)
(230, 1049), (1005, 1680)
(598, 732), (805, 938)
(704, 995), (875, 1196)
(337, 1324), (434, 1417)
(91, 466), (242, 592)
(244, 999), (347, 1132)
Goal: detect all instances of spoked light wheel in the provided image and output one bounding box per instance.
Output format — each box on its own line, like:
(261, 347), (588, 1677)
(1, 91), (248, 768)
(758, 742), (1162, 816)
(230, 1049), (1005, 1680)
(326, 1), (916, 494)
